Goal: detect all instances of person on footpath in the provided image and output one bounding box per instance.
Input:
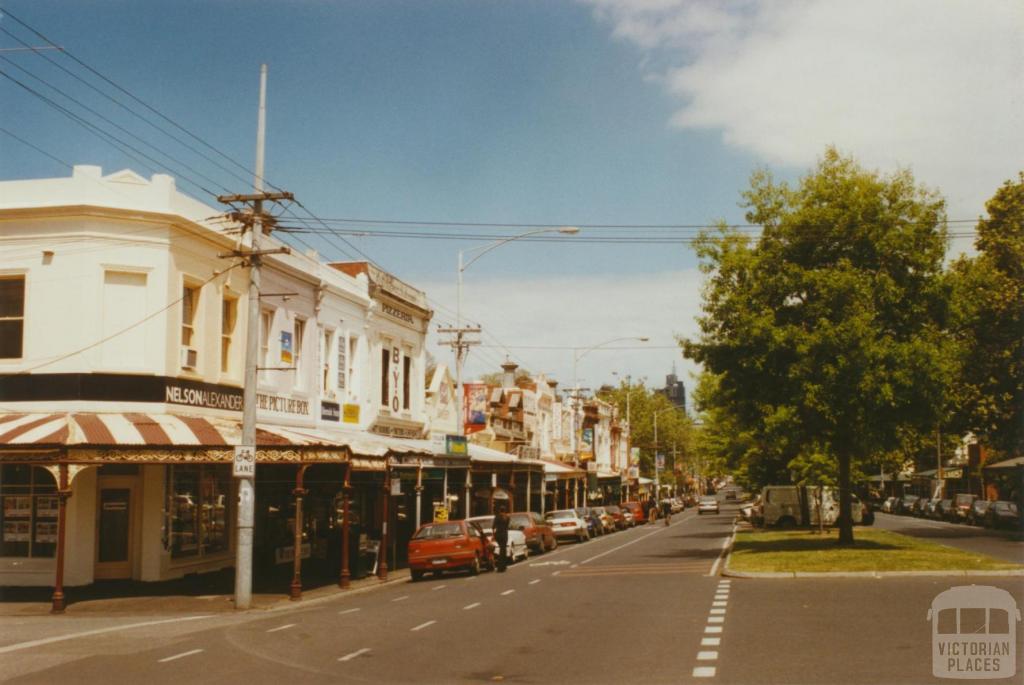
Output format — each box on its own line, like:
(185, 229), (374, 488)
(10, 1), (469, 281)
(493, 505), (510, 572)
(661, 498), (672, 525)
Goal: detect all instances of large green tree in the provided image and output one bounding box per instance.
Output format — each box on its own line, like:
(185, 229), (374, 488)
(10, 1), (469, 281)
(683, 148), (952, 544)
(948, 172), (1024, 459)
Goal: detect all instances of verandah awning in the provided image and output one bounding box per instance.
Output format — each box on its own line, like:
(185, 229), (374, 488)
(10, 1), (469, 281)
(0, 413), (432, 464)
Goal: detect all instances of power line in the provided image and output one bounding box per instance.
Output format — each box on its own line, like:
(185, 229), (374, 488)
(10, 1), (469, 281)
(0, 125), (71, 168)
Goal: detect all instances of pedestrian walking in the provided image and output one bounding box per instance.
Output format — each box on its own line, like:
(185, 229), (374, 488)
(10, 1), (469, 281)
(661, 498), (672, 525)
(492, 505), (510, 572)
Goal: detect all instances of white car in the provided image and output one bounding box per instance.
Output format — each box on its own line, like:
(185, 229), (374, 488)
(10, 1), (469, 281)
(544, 509), (591, 543)
(697, 496), (720, 515)
(465, 516), (529, 563)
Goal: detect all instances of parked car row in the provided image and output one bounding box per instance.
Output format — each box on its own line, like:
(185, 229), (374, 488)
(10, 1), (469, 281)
(408, 503), (654, 581)
(880, 493), (1021, 530)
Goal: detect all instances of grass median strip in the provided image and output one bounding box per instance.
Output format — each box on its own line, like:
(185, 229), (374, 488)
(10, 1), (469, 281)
(729, 528), (1023, 573)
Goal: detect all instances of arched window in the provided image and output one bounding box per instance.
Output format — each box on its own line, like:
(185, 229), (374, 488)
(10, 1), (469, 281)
(1, 465), (58, 558)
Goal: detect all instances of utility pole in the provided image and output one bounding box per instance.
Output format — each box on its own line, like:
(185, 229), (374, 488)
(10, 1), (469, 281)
(218, 64), (293, 610)
(437, 325), (481, 439)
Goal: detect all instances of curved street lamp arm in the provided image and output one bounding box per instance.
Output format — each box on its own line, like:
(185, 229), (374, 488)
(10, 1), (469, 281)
(461, 228), (566, 272)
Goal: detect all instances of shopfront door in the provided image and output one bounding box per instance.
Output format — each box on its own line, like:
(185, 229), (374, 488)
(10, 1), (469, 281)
(95, 480), (135, 579)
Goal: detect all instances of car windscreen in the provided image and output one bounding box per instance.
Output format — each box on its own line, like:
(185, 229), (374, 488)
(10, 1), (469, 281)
(412, 523), (463, 540)
(547, 510), (575, 520)
(509, 514), (531, 528)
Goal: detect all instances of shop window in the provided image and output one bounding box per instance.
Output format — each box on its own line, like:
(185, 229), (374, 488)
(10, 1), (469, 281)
(337, 330), (347, 393)
(0, 465), (57, 558)
(181, 283), (199, 347)
(293, 318), (306, 387)
(221, 296), (237, 374)
(402, 353), (412, 410)
(0, 276), (25, 359)
(260, 309), (274, 368)
(380, 346), (391, 407)
(167, 465), (230, 559)
(347, 335), (359, 393)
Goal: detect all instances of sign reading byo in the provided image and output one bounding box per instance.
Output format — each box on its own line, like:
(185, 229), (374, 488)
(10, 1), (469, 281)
(233, 445), (256, 478)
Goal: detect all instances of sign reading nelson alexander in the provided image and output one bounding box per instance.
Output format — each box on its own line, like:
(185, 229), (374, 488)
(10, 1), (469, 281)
(165, 379), (243, 411)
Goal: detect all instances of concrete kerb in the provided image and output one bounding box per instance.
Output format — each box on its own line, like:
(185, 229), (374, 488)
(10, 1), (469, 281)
(262, 570), (412, 613)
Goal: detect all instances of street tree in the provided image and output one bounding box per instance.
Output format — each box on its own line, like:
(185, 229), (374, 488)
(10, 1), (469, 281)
(948, 172), (1024, 459)
(683, 148), (952, 544)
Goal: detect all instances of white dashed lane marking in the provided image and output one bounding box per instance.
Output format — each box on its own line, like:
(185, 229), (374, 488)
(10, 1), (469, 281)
(392, 595), (409, 602)
(411, 620), (436, 632)
(529, 579), (541, 585)
(693, 666), (717, 678)
(702, 638), (721, 647)
(432, 585), (447, 591)
(501, 589), (515, 596)
(266, 624), (295, 633)
(158, 649), (203, 663)
(338, 648), (371, 662)
(463, 603), (481, 610)
(704, 626), (723, 634)
(338, 608), (361, 615)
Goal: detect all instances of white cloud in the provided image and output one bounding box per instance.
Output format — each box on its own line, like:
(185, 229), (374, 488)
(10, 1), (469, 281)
(421, 269), (704, 405)
(583, 0), (1024, 219)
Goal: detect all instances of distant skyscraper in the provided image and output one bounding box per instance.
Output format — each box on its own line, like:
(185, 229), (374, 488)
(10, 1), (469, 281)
(662, 365), (686, 413)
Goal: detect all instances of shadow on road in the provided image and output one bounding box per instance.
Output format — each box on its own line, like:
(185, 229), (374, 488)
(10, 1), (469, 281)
(643, 547), (723, 560)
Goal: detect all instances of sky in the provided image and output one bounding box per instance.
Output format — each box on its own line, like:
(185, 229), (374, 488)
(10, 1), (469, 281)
(1, 0), (1021, 407)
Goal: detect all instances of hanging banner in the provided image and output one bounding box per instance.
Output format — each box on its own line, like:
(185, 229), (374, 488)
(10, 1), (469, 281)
(464, 383), (488, 435)
(280, 331), (293, 365)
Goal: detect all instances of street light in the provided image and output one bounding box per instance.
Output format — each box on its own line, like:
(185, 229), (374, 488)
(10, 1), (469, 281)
(455, 226), (580, 438)
(571, 337), (648, 506)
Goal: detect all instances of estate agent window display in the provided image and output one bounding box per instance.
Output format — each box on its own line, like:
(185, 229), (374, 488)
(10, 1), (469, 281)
(0, 465), (58, 558)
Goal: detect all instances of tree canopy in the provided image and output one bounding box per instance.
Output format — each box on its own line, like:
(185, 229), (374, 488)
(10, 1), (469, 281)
(683, 148), (952, 543)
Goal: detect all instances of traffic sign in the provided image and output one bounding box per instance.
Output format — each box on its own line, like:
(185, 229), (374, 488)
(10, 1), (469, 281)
(233, 445), (255, 477)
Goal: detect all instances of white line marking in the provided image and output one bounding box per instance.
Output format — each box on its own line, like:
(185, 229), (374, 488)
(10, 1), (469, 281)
(338, 608), (361, 615)
(463, 602), (481, 610)
(708, 523), (737, 576)
(0, 615), (213, 655)
(710, 608), (726, 615)
(701, 637), (721, 647)
(579, 526), (668, 565)
(693, 666), (717, 678)
(529, 579), (541, 585)
(719, 580), (731, 584)
(158, 649), (204, 663)
(501, 589), (515, 596)
(392, 595), (409, 602)
(697, 651), (719, 661)
(570, 564), (579, 568)
(411, 620), (436, 632)
(704, 626), (723, 634)
(266, 623), (295, 633)
(713, 601), (728, 607)
(714, 594), (729, 600)
(338, 648), (371, 662)
(708, 616), (725, 624)
(432, 585), (447, 591)
(552, 571), (561, 576)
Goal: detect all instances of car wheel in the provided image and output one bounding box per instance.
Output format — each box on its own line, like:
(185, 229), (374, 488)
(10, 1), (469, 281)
(410, 569), (424, 582)
(549, 536), (558, 551)
(469, 555), (481, 576)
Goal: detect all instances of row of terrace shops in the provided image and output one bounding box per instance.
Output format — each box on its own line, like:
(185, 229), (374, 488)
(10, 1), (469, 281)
(0, 412), (592, 610)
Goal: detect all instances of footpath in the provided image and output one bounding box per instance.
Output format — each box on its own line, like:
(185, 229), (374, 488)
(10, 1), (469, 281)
(0, 568), (410, 617)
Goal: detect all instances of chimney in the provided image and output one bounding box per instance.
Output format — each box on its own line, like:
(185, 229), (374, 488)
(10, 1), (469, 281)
(501, 361), (518, 389)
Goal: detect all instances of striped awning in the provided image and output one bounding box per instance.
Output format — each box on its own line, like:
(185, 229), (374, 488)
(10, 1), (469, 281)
(0, 413), (350, 449)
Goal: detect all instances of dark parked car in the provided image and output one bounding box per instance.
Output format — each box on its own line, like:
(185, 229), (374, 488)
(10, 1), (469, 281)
(951, 493), (979, 523)
(967, 499), (991, 526)
(983, 501), (1021, 530)
(509, 511), (557, 553)
(896, 495), (920, 515)
(934, 499), (954, 520)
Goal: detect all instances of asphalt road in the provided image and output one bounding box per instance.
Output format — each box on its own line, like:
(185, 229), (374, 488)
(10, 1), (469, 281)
(2, 505), (1022, 684)
(874, 512), (1024, 564)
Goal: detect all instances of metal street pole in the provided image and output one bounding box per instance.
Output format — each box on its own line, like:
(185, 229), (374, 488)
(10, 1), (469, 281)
(234, 64), (267, 611)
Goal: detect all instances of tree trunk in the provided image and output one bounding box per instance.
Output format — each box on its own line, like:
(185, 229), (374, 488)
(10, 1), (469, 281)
(837, 452), (854, 545)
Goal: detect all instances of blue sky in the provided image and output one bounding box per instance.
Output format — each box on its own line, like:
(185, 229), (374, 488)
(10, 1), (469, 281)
(2, 1), (1021, 401)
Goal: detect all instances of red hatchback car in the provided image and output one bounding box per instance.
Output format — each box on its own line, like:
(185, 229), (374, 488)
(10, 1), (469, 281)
(407, 520), (494, 581)
(622, 501), (646, 524)
(510, 511), (558, 553)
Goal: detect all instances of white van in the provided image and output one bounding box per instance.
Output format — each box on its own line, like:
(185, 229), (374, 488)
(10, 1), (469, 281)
(761, 485), (863, 527)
